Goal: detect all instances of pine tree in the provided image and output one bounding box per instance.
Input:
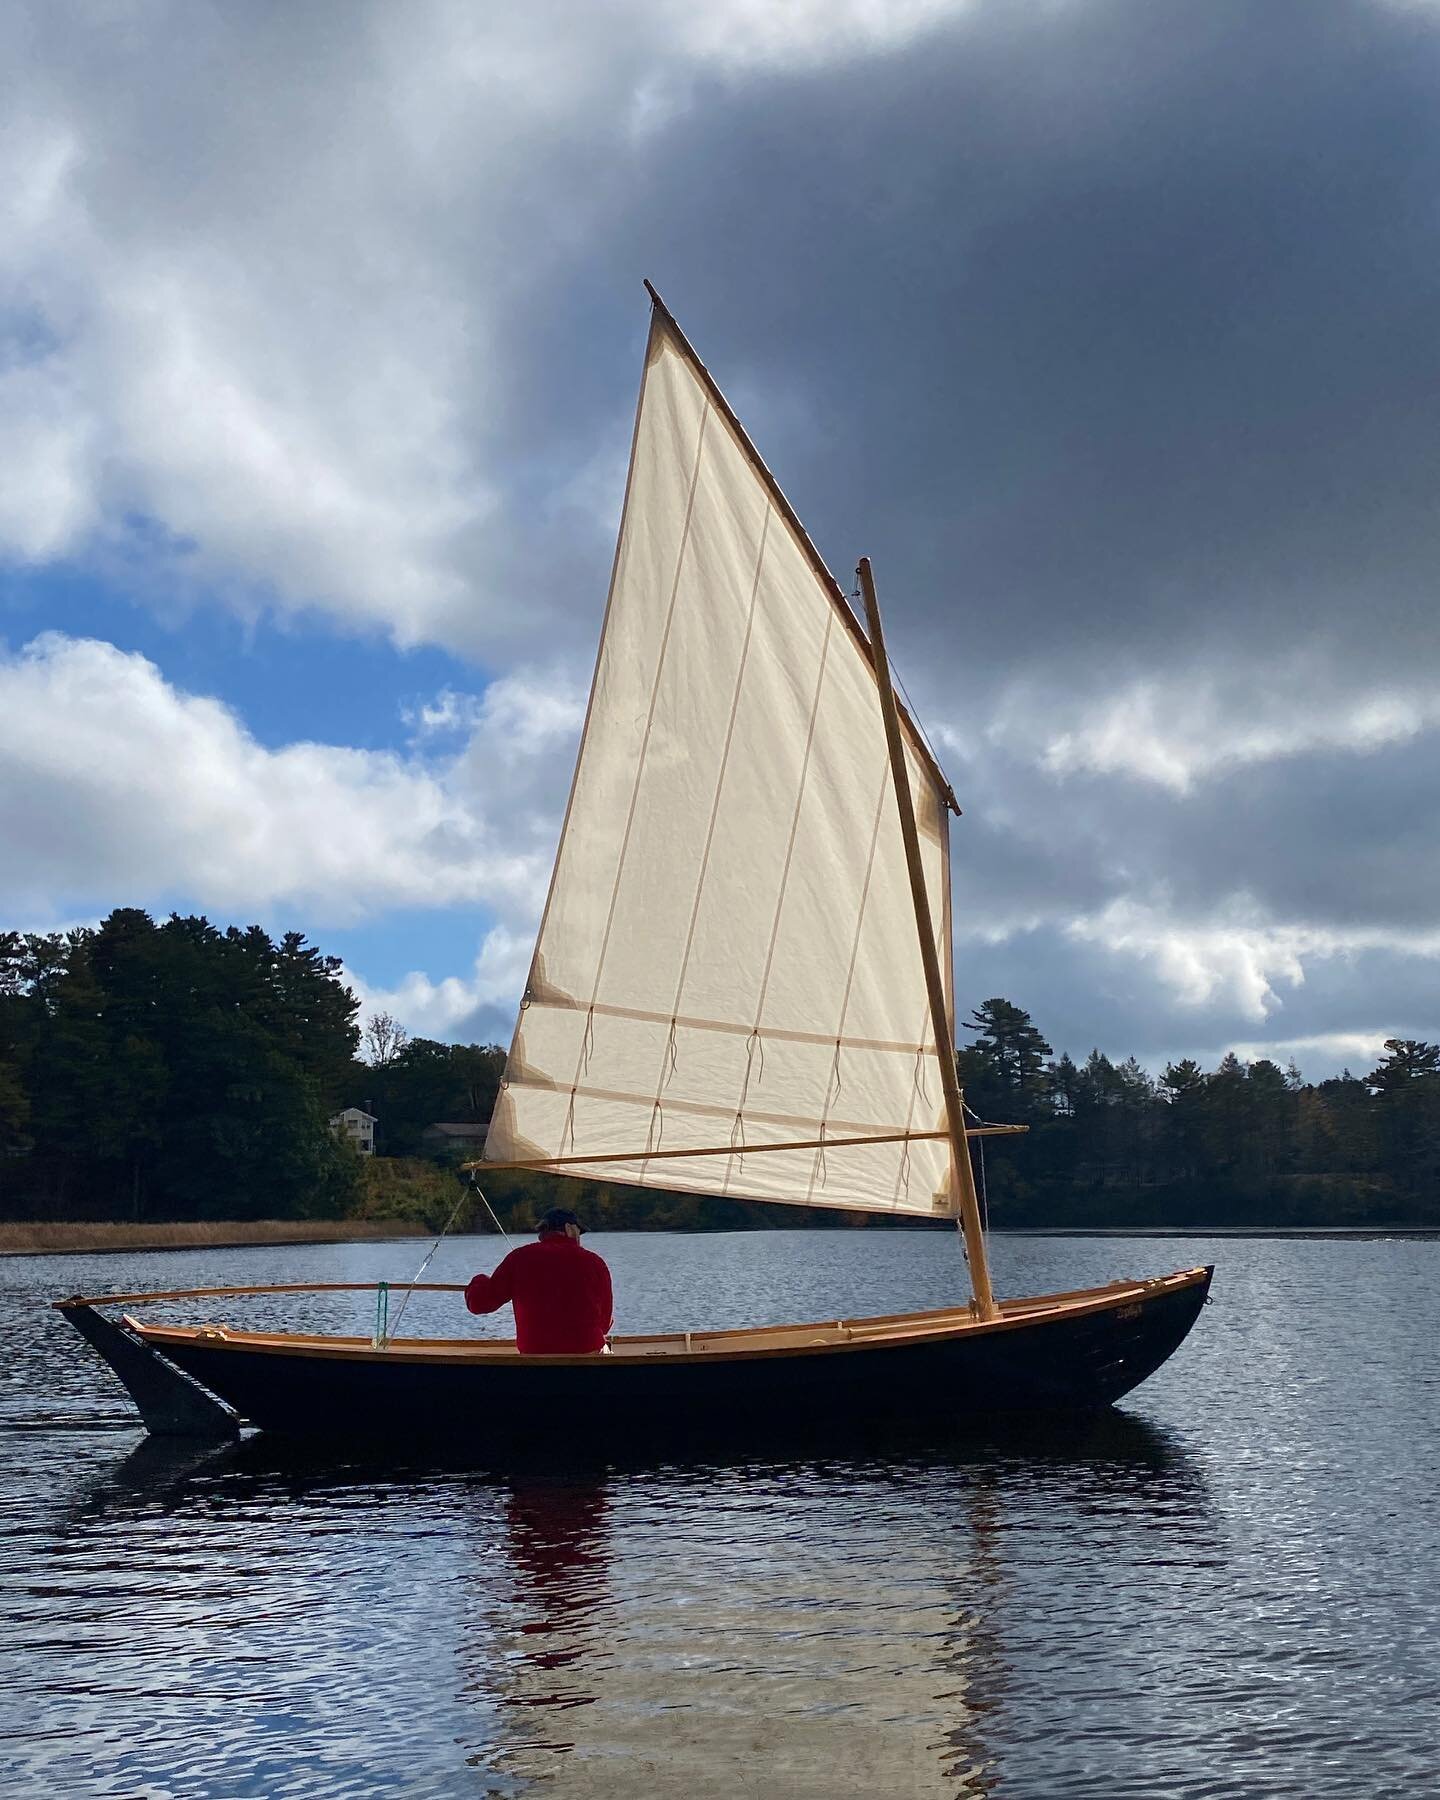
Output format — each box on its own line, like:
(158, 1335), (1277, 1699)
(961, 999), (1053, 1121)
(1160, 1059), (1207, 1182)
(1365, 1039), (1440, 1092)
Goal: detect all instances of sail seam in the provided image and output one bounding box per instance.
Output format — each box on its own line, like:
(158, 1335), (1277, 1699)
(560, 396), (713, 1129)
(499, 1127), (946, 1169)
(748, 606), (834, 1028)
(515, 1075), (909, 1141)
(726, 606), (835, 1193)
(892, 998), (938, 1207)
(522, 991), (934, 1057)
(540, 1162), (923, 1216)
(807, 761), (890, 1204)
(655, 506), (771, 1104)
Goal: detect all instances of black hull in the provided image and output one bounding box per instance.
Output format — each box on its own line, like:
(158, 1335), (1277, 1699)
(152, 1270), (1212, 1445)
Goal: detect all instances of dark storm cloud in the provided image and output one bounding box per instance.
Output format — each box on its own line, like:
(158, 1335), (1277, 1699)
(668, 0), (1440, 683)
(493, 0), (1440, 683)
(463, 0), (1440, 1073)
(1124, 736), (1440, 932)
(951, 729), (1440, 936)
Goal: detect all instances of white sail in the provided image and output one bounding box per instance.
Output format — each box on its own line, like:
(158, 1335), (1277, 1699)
(484, 307), (959, 1217)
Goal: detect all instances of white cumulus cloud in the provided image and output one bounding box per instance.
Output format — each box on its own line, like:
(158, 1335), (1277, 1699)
(345, 924), (535, 1045)
(0, 0), (973, 655)
(0, 634), (579, 926)
(1222, 1031), (1389, 1074)
(1065, 897), (1440, 1023)
(1017, 668), (1440, 794)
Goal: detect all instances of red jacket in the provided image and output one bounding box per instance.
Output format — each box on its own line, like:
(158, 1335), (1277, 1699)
(465, 1236), (613, 1354)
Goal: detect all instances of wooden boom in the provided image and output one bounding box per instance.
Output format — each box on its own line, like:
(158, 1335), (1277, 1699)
(463, 1123), (1027, 1176)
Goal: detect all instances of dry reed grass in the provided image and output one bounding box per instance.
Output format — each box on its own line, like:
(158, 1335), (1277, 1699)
(0, 1219), (428, 1257)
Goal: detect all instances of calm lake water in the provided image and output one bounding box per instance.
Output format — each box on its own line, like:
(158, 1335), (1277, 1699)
(1, 1230), (1436, 1797)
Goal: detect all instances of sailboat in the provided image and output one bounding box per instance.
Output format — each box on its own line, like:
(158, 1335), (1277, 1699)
(56, 287), (1212, 1441)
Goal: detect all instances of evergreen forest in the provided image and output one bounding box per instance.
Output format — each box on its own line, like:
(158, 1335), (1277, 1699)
(957, 998), (1439, 1228)
(1, 914), (1435, 1229)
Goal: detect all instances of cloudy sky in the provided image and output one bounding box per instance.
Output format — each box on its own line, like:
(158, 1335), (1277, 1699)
(3, 0), (1437, 1080)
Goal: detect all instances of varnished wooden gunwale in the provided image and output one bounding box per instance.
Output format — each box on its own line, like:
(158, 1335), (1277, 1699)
(130, 1266), (1209, 1369)
(55, 1279), (466, 1311)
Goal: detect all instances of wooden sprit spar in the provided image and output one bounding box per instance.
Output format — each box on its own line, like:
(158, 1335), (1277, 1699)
(54, 286), (1212, 1442)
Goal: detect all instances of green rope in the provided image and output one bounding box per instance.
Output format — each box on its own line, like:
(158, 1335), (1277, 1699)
(373, 1280), (389, 1349)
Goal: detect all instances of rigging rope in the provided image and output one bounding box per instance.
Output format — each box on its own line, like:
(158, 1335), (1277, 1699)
(384, 1173), (508, 1343)
(850, 580), (953, 797)
(976, 1124), (990, 1235)
(964, 1099), (992, 1235)
(472, 1181), (512, 1243)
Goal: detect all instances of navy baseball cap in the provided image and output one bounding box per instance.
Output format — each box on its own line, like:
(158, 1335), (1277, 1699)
(537, 1207), (585, 1235)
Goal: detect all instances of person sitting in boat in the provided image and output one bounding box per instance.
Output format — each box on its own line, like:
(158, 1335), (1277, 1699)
(464, 1208), (613, 1354)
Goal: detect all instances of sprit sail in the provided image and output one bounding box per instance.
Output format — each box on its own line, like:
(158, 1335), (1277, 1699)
(483, 296), (964, 1219)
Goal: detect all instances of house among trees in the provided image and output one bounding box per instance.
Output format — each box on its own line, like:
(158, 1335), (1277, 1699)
(330, 1108), (377, 1157)
(420, 1120), (490, 1156)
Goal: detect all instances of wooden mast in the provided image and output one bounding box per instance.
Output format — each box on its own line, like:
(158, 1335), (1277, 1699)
(857, 557), (999, 1321)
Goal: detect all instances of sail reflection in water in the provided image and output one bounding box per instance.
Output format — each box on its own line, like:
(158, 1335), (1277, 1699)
(441, 1413), (1211, 1800)
(7, 1409), (1214, 1798)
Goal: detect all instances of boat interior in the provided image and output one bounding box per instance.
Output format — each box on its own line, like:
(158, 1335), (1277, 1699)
(102, 1267), (1211, 1364)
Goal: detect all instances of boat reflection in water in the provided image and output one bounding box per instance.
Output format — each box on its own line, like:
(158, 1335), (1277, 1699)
(477, 1412), (1211, 1798)
(477, 1412), (1214, 1799)
(47, 1410), (1210, 1799)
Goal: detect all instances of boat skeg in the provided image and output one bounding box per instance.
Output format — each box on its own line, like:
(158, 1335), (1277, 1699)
(57, 1301), (241, 1439)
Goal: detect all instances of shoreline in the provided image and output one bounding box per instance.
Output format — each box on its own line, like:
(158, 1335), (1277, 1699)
(995, 1224), (1440, 1238)
(0, 1220), (431, 1258)
(3, 1219), (1436, 1258)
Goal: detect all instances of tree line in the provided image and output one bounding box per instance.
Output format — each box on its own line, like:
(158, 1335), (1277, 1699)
(1, 912), (362, 1220)
(0, 912), (521, 1223)
(2, 911), (1435, 1227)
(956, 997), (1440, 1227)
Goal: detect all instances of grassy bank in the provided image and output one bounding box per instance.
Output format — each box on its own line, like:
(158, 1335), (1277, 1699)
(0, 1219), (430, 1257)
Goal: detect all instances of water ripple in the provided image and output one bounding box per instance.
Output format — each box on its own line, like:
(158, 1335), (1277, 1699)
(1, 1232), (1438, 1795)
